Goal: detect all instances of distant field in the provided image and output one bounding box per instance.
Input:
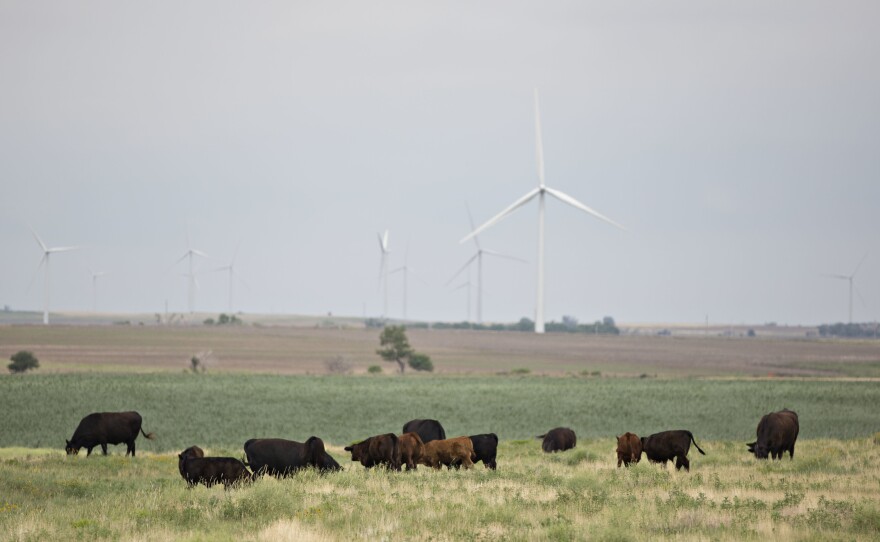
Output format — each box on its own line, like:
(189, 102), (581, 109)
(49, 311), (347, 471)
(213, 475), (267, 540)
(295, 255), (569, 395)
(2, 374), (879, 451)
(1, 324), (879, 376)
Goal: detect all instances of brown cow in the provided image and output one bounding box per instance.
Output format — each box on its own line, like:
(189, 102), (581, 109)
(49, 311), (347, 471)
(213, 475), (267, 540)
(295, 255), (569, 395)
(397, 432), (425, 471)
(419, 436), (475, 470)
(344, 433), (400, 471)
(747, 409), (799, 460)
(616, 433), (641, 468)
(640, 430), (706, 471)
(537, 427), (576, 453)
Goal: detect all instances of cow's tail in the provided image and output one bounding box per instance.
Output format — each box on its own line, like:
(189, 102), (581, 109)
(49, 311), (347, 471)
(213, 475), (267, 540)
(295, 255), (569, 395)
(140, 427), (156, 440)
(688, 431), (706, 455)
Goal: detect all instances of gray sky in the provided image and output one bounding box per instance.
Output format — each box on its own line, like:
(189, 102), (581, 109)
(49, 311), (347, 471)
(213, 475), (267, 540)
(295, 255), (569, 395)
(1, 1), (878, 325)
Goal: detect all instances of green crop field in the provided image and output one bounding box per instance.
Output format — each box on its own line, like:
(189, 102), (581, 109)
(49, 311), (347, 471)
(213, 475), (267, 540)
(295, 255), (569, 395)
(2, 374), (880, 540)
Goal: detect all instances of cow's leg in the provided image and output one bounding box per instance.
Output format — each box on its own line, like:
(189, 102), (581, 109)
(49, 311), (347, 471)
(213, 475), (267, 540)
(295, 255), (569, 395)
(129, 440), (137, 457)
(676, 455), (690, 471)
(86, 446), (94, 456)
(100, 443), (108, 456)
(789, 443), (795, 460)
(617, 455), (623, 468)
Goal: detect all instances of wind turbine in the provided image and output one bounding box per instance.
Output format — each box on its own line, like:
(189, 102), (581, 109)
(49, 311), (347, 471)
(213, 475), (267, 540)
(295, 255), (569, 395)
(389, 244), (429, 321)
(211, 242), (247, 313)
(377, 230), (390, 318)
(88, 268), (109, 313)
(461, 89), (626, 334)
(448, 203), (526, 324)
(174, 232), (210, 315)
(29, 227), (80, 325)
(822, 253), (868, 324)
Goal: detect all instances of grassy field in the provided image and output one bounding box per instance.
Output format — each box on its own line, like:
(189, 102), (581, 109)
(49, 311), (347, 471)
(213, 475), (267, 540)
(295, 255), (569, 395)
(1, 438), (879, 541)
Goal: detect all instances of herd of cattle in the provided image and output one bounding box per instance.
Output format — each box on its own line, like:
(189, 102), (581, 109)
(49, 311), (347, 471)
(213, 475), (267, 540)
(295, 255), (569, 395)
(63, 409), (800, 489)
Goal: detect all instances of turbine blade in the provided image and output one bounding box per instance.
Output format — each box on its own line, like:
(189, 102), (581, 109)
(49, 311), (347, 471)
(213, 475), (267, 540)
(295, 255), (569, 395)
(452, 281), (470, 292)
(481, 249), (528, 263)
(852, 252), (868, 278)
(29, 226), (48, 253)
(534, 88), (545, 187)
(47, 245), (80, 253)
(855, 284), (868, 308)
(821, 274), (849, 280)
(26, 255), (47, 293)
(544, 186), (627, 231)
(465, 202), (481, 250)
(460, 187), (541, 244)
(191, 249), (210, 259)
(445, 253), (479, 286)
(231, 240), (242, 266)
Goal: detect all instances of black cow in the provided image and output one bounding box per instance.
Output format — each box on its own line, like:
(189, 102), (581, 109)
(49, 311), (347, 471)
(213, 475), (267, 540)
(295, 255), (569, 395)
(402, 419), (446, 444)
(178, 451), (252, 488)
(178, 446), (205, 477)
(344, 433), (400, 470)
(244, 437), (341, 476)
(65, 411), (155, 456)
(538, 427), (576, 453)
(640, 430), (706, 471)
(747, 409), (799, 460)
(469, 433), (499, 470)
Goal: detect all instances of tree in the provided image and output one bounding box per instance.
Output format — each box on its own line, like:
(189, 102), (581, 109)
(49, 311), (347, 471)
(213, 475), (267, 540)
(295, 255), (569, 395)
(376, 325), (414, 373)
(408, 353), (434, 372)
(8, 351), (39, 374)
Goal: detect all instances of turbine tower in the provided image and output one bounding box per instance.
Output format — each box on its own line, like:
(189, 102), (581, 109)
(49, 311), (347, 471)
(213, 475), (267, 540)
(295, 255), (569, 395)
(89, 268), (109, 313)
(823, 253), (868, 324)
(461, 90), (626, 333)
(389, 244), (428, 321)
(212, 242), (245, 312)
(30, 227), (80, 325)
(377, 230), (390, 318)
(448, 203), (525, 323)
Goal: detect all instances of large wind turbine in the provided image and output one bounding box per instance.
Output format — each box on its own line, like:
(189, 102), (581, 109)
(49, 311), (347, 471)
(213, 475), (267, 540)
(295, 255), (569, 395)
(448, 203), (525, 323)
(461, 90), (626, 334)
(822, 253), (868, 324)
(377, 230), (390, 318)
(174, 232), (209, 315)
(30, 227), (80, 325)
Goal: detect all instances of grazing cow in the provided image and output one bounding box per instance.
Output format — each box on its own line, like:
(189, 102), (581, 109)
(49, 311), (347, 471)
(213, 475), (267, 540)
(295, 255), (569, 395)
(65, 411), (155, 457)
(178, 451), (252, 489)
(397, 432), (425, 471)
(344, 433), (400, 471)
(178, 446), (205, 477)
(616, 432), (642, 468)
(640, 430), (706, 471)
(469, 434), (499, 470)
(244, 437), (341, 477)
(747, 409), (799, 460)
(402, 419), (446, 444)
(537, 427), (576, 453)
(419, 436), (475, 469)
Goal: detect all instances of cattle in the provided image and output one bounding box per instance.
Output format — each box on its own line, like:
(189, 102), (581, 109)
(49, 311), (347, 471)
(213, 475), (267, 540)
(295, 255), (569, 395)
(244, 437), (341, 477)
(640, 430), (706, 471)
(65, 411), (155, 457)
(178, 450), (252, 488)
(397, 432), (425, 471)
(178, 445), (205, 477)
(747, 409), (799, 460)
(419, 436), (475, 469)
(616, 432), (641, 468)
(469, 434), (499, 470)
(537, 427), (576, 453)
(344, 433), (400, 471)
(402, 419), (446, 444)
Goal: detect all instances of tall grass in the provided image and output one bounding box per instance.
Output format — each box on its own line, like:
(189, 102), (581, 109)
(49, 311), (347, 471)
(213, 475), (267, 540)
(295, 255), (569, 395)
(1, 374), (879, 452)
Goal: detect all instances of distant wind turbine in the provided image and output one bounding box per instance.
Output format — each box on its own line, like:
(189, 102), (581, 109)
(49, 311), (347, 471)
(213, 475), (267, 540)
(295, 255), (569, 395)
(211, 242), (247, 312)
(460, 90), (626, 333)
(377, 230), (390, 318)
(822, 253), (868, 324)
(448, 203), (525, 324)
(389, 244), (429, 321)
(29, 227), (80, 325)
(174, 231), (210, 315)
(89, 268), (109, 313)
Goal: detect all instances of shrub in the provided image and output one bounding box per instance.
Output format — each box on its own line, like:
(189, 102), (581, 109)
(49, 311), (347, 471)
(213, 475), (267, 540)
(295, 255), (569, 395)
(325, 356), (353, 375)
(367, 365), (383, 374)
(408, 353), (434, 372)
(8, 351), (39, 374)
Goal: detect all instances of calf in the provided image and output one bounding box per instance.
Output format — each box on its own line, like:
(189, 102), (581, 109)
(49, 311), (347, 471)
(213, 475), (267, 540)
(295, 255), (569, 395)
(747, 409), (799, 460)
(616, 432), (641, 468)
(640, 430), (705, 471)
(397, 432), (425, 471)
(538, 427), (576, 453)
(344, 433), (400, 471)
(419, 436), (475, 469)
(178, 452), (252, 489)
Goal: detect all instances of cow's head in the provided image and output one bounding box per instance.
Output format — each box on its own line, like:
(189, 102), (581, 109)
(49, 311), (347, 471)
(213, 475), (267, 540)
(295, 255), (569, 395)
(753, 443), (770, 459)
(344, 441), (366, 462)
(65, 440), (80, 455)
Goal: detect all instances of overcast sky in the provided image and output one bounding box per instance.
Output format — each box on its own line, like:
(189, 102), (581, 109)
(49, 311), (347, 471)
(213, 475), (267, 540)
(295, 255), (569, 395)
(1, 1), (878, 325)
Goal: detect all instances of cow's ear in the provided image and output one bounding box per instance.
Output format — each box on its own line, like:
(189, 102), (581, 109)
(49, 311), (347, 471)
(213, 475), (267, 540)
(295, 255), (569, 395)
(65, 440), (70, 447)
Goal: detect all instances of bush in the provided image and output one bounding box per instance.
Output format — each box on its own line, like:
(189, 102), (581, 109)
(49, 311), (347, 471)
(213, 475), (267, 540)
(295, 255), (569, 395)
(408, 353), (434, 372)
(8, 351), (39, 374)
(367, 365), (383, 374)
(325, 356), (353, 375)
